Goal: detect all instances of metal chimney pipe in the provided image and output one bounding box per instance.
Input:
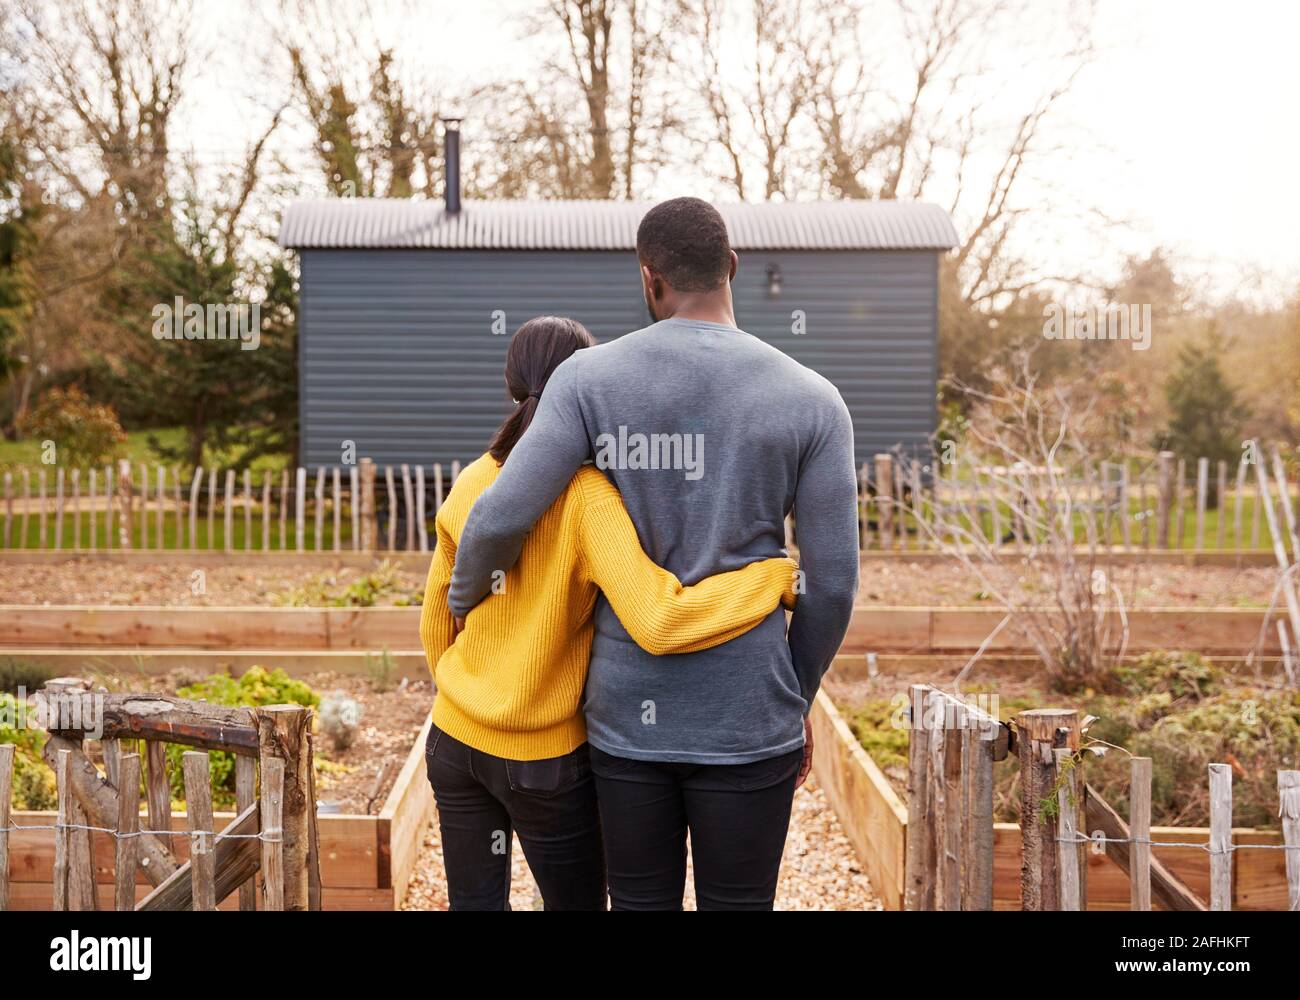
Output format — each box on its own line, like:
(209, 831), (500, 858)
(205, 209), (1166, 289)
(441, 118), (462, 215)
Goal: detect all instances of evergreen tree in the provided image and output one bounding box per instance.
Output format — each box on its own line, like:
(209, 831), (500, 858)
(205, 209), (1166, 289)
(1156, 325), (1251, 503)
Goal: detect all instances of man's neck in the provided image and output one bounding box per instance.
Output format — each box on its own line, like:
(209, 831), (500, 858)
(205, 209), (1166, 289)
(662, 294), (737, 328)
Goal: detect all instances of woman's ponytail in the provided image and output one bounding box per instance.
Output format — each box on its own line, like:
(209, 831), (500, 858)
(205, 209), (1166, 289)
(487, 317), (596, 464)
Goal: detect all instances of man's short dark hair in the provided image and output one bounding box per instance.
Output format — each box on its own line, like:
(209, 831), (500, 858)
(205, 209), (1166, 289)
(636, 197), (733, 292)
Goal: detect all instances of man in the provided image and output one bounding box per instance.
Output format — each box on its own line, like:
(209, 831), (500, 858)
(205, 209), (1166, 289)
(448, 197), (859, 910)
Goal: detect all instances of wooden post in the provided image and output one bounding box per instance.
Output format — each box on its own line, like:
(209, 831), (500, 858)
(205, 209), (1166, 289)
(940, 698), (964, 910)
(314, 467), (326, 551)
(1130, 756), (1152, 911)
(1208, 762), (1233, 911)
(1120, 464), (1132, 550)
(359, 458), (377, 552)
(70, 468), (80, 549)
(138, 462), (148, 549)
(256, 706), (317, 911)
(54, 748), (72, 910)
(295, 467), (306, 552)
(1054, 747), (1081, 910)
(0, 744), (12, 910)
(88, 469), (97, 551)
(332, 467), (342, 553)
(261, 471), (272, 551)
(875, 454), (893, 550)
(243, 469), (253, 551)
(103, 465), (113, 551)
(260, 757), (285, 911)
(1015, 708), (1080, 910)
(384, 465), (398, 551)
(223, 469), (235, 553)
(858, 462), (869, 549)
(207, 466), (217, 550)
(279, 469), (289, 549)
(433, 462), (445, 512)
(38, 467), (47, 549)
(415, 465), (428, 552)
(1278, 770), (1300, 912)
(1272, 447), (1300, 561)
(451, 459), (461, 482)
(172, 466), (182, 551)
(54, 467), (64, 550)
(1256, 452), (1300, 676)
(18, 465), (29, 546)
(903, 685), (934, 910)
(1195, 456), (1208, 549)
(188, 467), (202, 549)
(928, 693), (950, 909)
(401, 463), (416, 551)
(962, 712), (995, 910)
(182, 751), (216, 911)
(1173, 456), (1186, 549)
(156, 466), (165, 550)
(1216, 460), (1228, 549)
(115, 752), (141, 911)
(910, 461), (923, 550)
(349, 465), (361, 551)
(1234, 454), (1248, 548)
(236, 755), (257, 911)
(146, 741), (172, 855)
(1155, 451), (1174, 548)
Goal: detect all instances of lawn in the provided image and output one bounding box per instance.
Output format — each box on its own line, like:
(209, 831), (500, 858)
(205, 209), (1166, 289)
(0, 427), (291, 477)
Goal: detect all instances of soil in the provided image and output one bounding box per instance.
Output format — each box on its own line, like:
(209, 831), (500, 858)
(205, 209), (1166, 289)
(0, 556), (1278, 608)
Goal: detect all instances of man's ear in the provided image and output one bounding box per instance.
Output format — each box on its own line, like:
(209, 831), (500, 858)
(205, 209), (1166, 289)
(727, 250), (739, 282)
(640, 264), (657, 299)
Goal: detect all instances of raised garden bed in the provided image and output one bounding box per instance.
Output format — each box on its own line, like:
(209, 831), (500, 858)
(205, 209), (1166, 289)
(0, 605), (1284, 656)
(3, 669), (435, 910)
(813, 662), (1296, 910)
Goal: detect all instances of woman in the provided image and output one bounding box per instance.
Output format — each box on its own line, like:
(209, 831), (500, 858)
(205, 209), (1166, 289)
(419, 316), (797, 911)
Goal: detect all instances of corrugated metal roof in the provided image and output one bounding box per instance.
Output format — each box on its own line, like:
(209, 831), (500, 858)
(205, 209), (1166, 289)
(279, 198), (959, 251)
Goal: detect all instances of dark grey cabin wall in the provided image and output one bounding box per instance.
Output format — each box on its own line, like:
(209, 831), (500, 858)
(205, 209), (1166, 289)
(297, 247), (937, 469)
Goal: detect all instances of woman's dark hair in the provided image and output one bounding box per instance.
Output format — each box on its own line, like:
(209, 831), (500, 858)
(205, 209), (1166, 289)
(488, 316), (597, 464)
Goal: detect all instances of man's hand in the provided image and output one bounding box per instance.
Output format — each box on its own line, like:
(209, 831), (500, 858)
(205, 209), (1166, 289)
(453, 617), (466, 634)
(795, 715), (813, 789)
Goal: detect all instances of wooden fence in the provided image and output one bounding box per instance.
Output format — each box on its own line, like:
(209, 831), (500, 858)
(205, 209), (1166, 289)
(903, 684), (1300, 911)
(0, 457), (464, 554)
(857, 445), (1299, 554)
(3, 446), (1296, 557)
(0, 679), (321, 911)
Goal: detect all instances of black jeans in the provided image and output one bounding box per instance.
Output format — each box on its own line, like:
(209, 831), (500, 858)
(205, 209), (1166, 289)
(590, 745), (802, 911)
(424, 723), (607, 910)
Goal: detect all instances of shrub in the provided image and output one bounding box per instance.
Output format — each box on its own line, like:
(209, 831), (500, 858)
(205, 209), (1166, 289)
(170, 667), (318, 807)
(1, 691), (54, 810)
(0, 657), (54, 694)
(17, 386), (127, 468)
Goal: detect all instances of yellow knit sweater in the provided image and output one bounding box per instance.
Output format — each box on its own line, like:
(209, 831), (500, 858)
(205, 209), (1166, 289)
(419, 454), (798, 760)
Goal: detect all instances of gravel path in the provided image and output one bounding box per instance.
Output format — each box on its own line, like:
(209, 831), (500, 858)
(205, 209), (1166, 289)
(401, 772), (880, 912)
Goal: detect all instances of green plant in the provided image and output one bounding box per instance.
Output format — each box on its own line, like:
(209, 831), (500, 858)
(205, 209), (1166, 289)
(1112, 650), (1221, 702)
(364, 649), (398, 693)
(170, 667), (319, 807)
(16, 386), (127, 467)
(0, 657), (54, 694)
(2, 691), (54, 810)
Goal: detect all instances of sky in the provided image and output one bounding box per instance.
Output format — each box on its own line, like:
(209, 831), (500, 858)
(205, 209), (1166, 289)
(172, 0), (1300, 302)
